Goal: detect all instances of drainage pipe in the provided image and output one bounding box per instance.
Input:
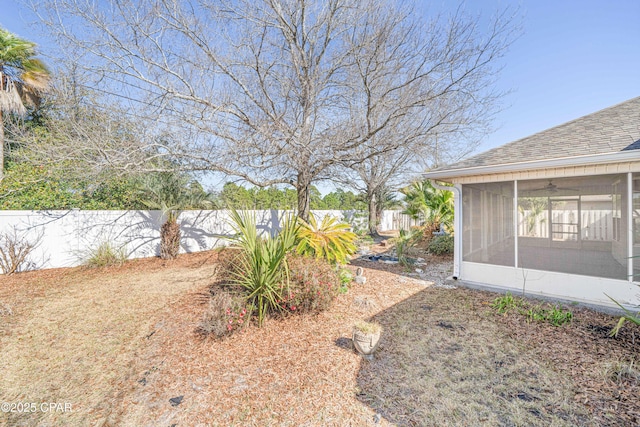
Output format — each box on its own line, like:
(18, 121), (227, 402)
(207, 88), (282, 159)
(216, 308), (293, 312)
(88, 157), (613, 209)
(428, 180), (461, 280)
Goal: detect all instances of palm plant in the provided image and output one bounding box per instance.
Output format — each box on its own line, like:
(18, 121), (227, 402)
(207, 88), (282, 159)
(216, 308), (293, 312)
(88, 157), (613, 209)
(0, 28), (50, 178)
(227, 209), (298, 326)
(140, 172), (215, 259)
(392, 228), (421, 267)
(296, 213), (357, 265)
(401, 180), (454, 231)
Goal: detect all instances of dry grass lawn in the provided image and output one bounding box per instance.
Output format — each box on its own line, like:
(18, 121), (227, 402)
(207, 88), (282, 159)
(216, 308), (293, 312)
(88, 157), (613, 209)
(0, 250), (638, 426)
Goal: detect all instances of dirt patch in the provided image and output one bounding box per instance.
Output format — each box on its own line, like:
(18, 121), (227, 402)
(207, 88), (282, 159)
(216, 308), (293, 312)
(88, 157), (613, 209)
(1, 248), (638, 426)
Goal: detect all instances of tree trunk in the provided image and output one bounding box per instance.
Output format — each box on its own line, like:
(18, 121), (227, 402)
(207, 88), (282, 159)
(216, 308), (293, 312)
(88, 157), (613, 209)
(160, 219), (181, 259)
(0, 110), (4, 181)
(297, 176), (311, 222)
(368, 192), (380, 237)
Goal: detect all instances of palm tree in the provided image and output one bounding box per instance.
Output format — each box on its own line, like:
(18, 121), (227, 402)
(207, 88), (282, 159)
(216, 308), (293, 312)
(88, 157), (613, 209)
(401, 180), (454, 232)
(0, 28), (50, 179)
(140, 172), (217, 259)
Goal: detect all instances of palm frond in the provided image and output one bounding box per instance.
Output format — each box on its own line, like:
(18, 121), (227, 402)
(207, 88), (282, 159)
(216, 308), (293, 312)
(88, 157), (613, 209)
(296, 213), (357, 265)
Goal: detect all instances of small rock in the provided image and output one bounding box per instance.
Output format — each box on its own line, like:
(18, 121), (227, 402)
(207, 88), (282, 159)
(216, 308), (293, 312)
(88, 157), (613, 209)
(373, 413), (382, 423)
(415, 268), (423, 273)
(169, 396), (184, 407)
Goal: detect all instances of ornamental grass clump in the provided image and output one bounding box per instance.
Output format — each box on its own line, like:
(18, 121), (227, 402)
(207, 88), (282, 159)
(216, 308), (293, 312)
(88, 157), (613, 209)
(85, 241), (127, 268)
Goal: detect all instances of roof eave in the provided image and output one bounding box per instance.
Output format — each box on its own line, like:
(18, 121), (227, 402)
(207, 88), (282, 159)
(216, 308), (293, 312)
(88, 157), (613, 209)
(423, 150), (640, 180)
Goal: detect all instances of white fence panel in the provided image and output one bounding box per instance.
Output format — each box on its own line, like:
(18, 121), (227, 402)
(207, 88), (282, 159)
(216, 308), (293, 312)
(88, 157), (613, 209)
(379, 210), (422, 231)
(518, 209), (613, 240)
(0, 209), (385, 272)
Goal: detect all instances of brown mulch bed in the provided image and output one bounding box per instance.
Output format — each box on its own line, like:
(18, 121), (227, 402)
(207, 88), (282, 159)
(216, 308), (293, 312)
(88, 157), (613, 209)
(492, 303), (640, 426)
(1, 245), (639, 426)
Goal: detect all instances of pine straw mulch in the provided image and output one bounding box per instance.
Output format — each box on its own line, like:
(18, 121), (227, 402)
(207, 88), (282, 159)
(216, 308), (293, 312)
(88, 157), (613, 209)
(492, 302), (640, 426)
(109, 253), (638, 427)
(1, 249), (639, 426)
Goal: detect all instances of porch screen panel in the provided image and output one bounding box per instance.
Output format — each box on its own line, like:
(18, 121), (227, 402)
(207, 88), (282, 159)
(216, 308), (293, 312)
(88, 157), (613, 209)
(517, 174), (628, 280)
(462, 182), (514, 266)
(634, 174), (640, 282)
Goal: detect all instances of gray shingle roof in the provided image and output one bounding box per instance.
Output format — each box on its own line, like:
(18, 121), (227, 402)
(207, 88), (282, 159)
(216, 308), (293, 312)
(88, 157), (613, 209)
(437, 96), (640, 171)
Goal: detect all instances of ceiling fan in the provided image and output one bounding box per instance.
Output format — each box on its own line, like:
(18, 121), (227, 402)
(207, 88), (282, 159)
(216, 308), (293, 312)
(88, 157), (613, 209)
(528, 180), (578, 194)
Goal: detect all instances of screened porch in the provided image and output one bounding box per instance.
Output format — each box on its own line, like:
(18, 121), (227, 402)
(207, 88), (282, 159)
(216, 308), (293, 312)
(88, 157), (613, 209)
(461, 173), (640, 282)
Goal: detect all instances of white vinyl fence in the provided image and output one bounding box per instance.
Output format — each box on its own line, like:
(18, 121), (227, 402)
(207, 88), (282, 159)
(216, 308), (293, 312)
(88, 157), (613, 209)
(0, 209), (407, 272)
(518, 210), (613, 240)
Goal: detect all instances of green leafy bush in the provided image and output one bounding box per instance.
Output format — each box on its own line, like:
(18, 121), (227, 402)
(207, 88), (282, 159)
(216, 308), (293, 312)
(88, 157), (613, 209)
(199, 287), (249, 337)
(279, 255), (340, 314)
(84, 241), (127, 268)
(527, 305), (573, 326)
(296, 213), (357, 265)
(491, 292), (524, 314)
(428, 234), (454, 255)
(227, 209), (298, 326)
(491, 292), (573, 326)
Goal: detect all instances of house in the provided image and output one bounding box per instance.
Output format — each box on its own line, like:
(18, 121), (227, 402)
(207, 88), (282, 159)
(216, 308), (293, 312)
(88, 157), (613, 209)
(424, 97), (640, 309)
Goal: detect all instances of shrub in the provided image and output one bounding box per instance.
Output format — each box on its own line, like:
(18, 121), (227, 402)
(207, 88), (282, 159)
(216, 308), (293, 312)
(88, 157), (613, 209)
(296, 213), (357, 265)
(491, 293), (573, 326)
(419, 220), (441, 245)
(227, 209), (298, 326)
(0, 227), (42, 274)
(85, 241), (127, 268)
(428, 234), (454, 255)
(199, 287), (248, 337)
(491, 292), (525, 314)
(280, 255), (341, 314)
(527, 305), (573, 326)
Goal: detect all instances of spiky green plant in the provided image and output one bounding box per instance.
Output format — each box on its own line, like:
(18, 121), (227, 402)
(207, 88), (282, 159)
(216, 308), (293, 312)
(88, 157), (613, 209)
(392, 228), (421, 266)
(228, 209), (298, 327)
(296, 213), (357, 265)
(607, 293), (640, 337)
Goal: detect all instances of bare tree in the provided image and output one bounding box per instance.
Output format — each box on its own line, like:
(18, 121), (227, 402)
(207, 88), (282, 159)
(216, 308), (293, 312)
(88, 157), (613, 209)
(31, 0), (517, 220)
(332, 4), (517, 234)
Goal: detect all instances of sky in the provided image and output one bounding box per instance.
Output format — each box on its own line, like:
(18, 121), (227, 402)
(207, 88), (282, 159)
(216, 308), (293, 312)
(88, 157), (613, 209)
(1, 0), (639, 191)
